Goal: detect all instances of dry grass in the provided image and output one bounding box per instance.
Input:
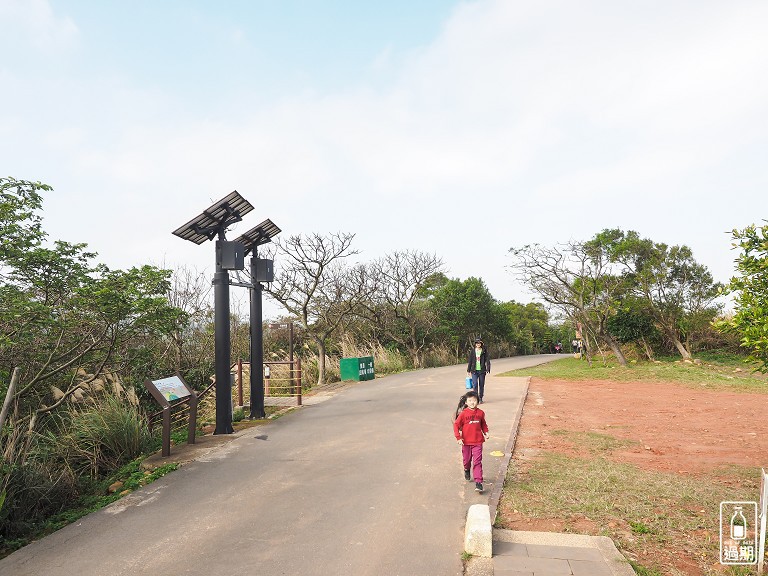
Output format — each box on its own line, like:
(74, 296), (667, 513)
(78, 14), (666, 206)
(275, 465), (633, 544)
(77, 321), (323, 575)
(499, 441), (762, 575)
(549, 429), (640, 453)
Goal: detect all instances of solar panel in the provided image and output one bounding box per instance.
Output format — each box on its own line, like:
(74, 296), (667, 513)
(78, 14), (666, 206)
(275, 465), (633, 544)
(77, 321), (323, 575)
(234, 219), (282, 255)
(172, 191), (255, 244)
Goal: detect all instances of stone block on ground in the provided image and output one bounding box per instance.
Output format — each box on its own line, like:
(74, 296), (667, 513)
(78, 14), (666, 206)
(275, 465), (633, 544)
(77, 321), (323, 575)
(464, 504), (492, 558)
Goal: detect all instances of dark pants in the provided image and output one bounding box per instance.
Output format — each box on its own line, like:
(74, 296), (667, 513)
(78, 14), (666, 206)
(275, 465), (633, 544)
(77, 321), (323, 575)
(471, 371), (486, 400)
(462, 443), (484, 482)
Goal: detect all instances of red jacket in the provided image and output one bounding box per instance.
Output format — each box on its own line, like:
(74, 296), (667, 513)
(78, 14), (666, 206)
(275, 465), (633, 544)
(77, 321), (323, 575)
(454, 407), (489, 445)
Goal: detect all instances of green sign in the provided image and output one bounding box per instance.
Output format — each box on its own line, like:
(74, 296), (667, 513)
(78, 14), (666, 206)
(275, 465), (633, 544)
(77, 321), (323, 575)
(340, 356), (375, 381)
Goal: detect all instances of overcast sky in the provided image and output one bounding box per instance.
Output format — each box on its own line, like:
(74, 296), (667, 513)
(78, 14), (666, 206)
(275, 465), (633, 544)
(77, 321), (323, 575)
(2, 0), (766, 318)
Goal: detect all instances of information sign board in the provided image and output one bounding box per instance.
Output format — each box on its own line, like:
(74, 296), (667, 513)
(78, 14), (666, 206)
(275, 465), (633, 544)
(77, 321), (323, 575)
(151, 375), (191, 402)
(144, 374), (197, 457)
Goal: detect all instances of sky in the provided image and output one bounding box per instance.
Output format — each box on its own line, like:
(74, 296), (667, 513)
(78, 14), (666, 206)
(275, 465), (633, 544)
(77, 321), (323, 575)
(2, 0), (767, 319)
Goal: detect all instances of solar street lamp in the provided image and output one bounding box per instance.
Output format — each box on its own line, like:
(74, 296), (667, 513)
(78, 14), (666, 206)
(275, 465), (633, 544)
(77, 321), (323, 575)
(234, 219), (281, 419)
(172, 191), (253, 434)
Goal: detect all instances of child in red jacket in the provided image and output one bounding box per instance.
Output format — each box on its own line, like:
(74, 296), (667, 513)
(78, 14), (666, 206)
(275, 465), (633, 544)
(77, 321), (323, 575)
(453, 390), (489, 493)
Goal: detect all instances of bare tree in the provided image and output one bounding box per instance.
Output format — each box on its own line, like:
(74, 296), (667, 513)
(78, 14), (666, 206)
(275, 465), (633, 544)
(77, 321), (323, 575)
(509, 241), (629, 366)
(264, 232), (367, 385)
(361, 251), (445, 367)
(165, 265), (213, 373)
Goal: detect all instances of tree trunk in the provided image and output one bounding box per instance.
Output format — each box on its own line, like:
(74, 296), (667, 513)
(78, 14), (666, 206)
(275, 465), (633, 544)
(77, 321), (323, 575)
(410, 345), (423, 369)
(665, 329), (692, 360)
(640, 337), (654, 361)
(315, 338), (327, 386)
(581, 331), (593, 366)
(594, 339), (608, 365)
(602, 333), (628, 367)
(172, 331), (183, 373)
(0, 367), (20, 431)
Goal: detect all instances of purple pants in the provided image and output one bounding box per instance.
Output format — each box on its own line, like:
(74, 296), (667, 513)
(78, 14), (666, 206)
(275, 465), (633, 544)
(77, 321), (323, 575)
(462, 443), (483, 483)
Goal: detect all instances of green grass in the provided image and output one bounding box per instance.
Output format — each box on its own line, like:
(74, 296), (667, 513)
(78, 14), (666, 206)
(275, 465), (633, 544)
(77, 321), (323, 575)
(629, 561), (664, 576)
(723, 567), (760, 576)
(628, 520), (654, 535)
(499, 356), (768, 392)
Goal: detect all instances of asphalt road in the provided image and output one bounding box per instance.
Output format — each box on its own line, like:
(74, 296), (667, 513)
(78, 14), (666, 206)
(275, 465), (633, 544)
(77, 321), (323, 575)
(0, 354), (561, 576)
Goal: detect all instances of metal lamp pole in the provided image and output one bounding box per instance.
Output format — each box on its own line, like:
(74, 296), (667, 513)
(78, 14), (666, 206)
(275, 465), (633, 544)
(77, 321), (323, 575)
(249, 253), (266, 419)
(213, 233), (234, 434)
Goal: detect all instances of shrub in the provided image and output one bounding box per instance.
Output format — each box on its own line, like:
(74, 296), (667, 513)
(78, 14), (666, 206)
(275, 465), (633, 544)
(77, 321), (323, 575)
(47, 393), (153, 479)
(0, 460), (77, 541)
(368, 344), (411, 374)
(422, 344), (457, 368)
(232, 407), (245, 422)
(301, 354), (340, 388)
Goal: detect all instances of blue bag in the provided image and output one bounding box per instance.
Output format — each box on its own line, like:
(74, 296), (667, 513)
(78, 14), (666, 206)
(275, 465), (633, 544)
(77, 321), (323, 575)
(465, 376), (473, 390)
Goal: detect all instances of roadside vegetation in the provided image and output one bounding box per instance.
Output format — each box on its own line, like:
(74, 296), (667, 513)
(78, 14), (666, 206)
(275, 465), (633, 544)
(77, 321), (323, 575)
(3, 176), (766, 563)
(0, 176), (567, 555)
(1, 456), (179, 555)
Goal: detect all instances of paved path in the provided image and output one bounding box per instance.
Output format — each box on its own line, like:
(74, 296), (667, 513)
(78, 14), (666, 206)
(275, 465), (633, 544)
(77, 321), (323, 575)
(488, 530), (634, 576)
(0, 355), (559, 576)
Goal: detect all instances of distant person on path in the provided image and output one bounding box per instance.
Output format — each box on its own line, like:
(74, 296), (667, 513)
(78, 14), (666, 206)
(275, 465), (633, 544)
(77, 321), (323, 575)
(453, 390), (489, 493)
(466, 338), (491, 403)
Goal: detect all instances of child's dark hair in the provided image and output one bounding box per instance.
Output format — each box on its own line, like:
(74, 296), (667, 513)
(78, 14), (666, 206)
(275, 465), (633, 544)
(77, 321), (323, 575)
(454, 390), (478, 419)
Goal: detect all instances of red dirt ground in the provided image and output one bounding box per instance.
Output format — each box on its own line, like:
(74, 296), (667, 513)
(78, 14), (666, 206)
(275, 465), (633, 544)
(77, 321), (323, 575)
(520, 378), (768, 475)
(503, 377), (768, 575)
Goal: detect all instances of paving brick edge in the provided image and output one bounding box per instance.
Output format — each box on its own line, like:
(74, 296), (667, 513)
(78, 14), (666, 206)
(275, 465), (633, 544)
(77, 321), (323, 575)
(487, 376), (530, 524)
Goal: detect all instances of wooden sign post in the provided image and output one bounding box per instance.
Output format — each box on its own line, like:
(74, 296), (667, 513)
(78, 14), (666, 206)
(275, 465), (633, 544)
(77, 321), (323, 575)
(144, 375), (198, 457)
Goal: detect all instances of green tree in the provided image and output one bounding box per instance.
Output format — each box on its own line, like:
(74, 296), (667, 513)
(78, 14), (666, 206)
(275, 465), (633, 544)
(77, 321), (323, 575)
(500, 301), (549, 355)
(430, 277), (498, 358)
(715, 223), (768, 371)
(599, 229), (722, 360)
(0, 177), (48, 261)
(1, 177), (184, 542)
(606, 297), (659, 360)
(2, 255), (182, 424)
(1, 179), (182, 432)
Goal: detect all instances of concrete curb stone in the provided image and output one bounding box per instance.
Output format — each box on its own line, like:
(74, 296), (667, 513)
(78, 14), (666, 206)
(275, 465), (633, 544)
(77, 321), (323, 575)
(464, 504), (493, 558)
